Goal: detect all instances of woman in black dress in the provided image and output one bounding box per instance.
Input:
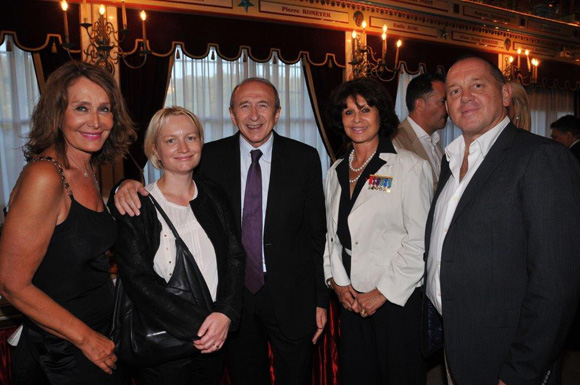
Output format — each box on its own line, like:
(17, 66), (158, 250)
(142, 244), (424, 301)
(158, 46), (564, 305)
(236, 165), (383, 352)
(0, 61), (135, 384)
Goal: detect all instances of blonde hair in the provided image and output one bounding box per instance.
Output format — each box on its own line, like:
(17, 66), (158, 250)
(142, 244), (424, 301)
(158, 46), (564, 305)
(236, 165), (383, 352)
(144, 106), (204, 170)
(507, 81), (531, 131)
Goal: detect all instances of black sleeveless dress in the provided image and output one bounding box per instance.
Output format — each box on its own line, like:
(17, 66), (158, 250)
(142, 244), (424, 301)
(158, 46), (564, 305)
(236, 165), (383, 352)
(12, 157), (123, 385)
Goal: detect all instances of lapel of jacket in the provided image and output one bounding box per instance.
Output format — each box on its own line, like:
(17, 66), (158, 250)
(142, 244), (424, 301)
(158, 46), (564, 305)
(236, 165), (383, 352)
(264, 131), (283, 231)
(351, 152), (395, 213)
(402, 119), (431, 162)
(448, 124), (517, 228)
(425, 158), (451, 258)
(226, 133), (243, 232)
(329, 163), (342, 228)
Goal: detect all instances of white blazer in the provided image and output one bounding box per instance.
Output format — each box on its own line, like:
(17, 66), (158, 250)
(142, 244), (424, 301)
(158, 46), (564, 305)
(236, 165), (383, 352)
(323, 148), (433, 307)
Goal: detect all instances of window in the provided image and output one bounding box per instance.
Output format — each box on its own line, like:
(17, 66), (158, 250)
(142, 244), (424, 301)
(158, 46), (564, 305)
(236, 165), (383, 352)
(0, 36), (40, 216)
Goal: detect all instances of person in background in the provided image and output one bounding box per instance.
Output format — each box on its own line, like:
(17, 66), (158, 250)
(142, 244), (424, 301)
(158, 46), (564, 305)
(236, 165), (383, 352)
(506, 81), (531, 131)
(392, 73), (447, 189)
(324, 77), (432, 385)
(109, 107), (245, 384)
(0, 61), (136, 384)
(550, 114), (580, 162)
(112, 78), (329, 385)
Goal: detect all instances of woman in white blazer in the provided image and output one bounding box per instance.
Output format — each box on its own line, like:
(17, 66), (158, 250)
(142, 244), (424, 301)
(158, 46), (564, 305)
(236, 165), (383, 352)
(324, 78), (433, 385)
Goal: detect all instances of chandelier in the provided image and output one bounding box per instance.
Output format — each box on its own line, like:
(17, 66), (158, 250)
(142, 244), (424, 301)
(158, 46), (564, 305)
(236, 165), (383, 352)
(60, 0), (149, 74)
(502, 48), (540, 85)
(350, 16), (403, 82)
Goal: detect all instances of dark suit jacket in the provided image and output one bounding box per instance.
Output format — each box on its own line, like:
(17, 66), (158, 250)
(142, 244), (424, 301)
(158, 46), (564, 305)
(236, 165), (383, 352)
(424, 124), (580, 385)
(569, 141), (580, 164)
(109, 180), (245, 340)
(196, 131), (329, 340)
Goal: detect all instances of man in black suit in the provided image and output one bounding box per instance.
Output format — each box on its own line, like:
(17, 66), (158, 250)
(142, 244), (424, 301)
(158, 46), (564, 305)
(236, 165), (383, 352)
(114, 78), (329, 385)
(197, 78), (328, 385)
(550, 114), (580, 163)
(424, 55), (580, 385)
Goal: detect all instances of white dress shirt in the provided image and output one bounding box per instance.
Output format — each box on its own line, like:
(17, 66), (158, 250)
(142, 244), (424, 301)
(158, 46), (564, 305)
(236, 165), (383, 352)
(240, 133), (273, 272)
(408, 117), (443, 177)
(147, 181), (219, 301)
(427, 116), (510, 315)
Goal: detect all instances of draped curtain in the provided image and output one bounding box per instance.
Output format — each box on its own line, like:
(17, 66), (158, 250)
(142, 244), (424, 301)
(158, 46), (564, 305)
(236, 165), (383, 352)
(120, 52), (173, 182)
(0, 35), (40, 212)
(528, 88), (576, 138)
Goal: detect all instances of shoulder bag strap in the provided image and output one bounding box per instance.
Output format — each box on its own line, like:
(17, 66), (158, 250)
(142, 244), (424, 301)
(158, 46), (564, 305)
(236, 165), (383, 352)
(148, 194), (214, 312)
(148, 194), (182, 240)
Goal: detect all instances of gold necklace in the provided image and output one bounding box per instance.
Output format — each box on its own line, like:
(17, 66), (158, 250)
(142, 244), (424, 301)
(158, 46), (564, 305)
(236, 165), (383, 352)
(70, 156), (91, 178)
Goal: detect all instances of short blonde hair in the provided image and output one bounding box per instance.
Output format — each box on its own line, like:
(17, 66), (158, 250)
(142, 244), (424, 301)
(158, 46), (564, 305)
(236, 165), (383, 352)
(144, 106), (204, 169)
(507, 81), (531, 131)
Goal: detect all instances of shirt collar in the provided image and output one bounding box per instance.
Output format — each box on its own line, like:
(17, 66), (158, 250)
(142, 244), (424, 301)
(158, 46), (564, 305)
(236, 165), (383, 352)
(239, 132), (274, 162)
(445, 116), (509, 162)
(408, 116), (441, 145)
(570, 139), (580, 149)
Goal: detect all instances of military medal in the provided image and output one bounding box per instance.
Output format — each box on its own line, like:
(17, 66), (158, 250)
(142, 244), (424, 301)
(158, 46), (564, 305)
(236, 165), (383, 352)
(368, 174), (393, 193)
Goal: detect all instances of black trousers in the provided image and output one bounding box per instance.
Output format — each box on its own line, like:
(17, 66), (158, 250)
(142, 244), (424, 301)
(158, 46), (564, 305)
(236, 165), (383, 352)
(227, 284), (313, 385)
(339, 288), (426, 385)
(135, 350), (224, 385)
(12, 322), (125, 385)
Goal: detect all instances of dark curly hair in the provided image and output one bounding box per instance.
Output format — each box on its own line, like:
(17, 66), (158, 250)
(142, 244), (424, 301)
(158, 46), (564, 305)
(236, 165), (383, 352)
(24, 61), (136, 167)
(326, 77), (399, 140)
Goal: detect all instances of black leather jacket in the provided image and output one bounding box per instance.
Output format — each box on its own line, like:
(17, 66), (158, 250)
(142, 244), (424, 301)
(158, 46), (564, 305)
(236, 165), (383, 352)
(109, 179), (245, 340)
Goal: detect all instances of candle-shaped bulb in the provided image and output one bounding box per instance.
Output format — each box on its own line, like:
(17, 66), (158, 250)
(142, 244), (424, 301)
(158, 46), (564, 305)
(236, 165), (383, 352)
(140, 10), (148, 46)
(60, 0), (68, 11)
(382, 32), (387, 41)
(99, 4), (106, 15)
(394, 40), (402, 68)
(517, 48), (522, 55)
(121, 0), (127, 29)
(362, 20), (367, 30)
(352, 30), (357, 39)
(509, 56), (514, 63)
(525, 49), (529, 56)
(383, 24), (387, 34)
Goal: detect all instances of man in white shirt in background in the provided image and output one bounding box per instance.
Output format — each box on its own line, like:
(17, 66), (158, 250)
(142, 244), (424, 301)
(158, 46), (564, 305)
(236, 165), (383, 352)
(392, 73), (447, 189)
(423, 55), (580, 385)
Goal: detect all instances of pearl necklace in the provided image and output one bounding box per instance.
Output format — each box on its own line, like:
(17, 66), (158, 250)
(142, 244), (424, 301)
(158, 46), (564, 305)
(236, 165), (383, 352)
(348, 149), (376, 184)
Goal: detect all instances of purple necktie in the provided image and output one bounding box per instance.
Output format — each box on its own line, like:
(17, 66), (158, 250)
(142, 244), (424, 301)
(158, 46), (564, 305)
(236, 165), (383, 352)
(242, 149), (264, 294)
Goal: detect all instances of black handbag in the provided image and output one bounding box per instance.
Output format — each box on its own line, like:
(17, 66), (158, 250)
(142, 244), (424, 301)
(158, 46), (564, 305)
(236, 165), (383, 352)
(110, 195), (214, 367)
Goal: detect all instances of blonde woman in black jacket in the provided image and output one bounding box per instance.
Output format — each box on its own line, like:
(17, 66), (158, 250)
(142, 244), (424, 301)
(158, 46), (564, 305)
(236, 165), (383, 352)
(109, 107), (245, 385)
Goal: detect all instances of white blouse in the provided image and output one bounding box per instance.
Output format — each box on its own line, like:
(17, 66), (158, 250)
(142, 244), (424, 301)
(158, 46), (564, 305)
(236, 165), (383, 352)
(147, 181), (218, 301)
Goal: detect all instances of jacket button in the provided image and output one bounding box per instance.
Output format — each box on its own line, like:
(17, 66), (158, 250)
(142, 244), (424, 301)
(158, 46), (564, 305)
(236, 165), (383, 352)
(330, 237), (334, 242)
(355, 241), (359, 246)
